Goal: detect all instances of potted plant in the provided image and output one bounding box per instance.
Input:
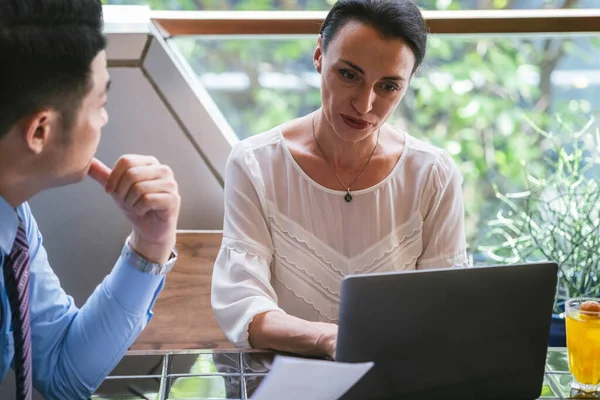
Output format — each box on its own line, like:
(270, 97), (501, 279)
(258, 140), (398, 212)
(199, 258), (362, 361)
(477, 115), (600, 346)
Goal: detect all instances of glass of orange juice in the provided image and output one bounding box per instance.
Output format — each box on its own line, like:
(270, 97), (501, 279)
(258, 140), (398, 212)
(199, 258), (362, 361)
(566, 297), (600, 393)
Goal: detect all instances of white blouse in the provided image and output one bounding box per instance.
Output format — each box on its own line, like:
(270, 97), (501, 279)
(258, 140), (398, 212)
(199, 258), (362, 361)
(211, 126), (468, 348)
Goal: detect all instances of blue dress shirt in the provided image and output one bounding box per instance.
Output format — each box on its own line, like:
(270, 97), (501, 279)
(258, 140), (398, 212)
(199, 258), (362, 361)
(0, 196), (166, 399)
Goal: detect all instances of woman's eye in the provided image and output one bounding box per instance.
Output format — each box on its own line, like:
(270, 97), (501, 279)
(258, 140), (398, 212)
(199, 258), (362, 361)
(340, 69), (357, 81)
(382, 83), (400, 92)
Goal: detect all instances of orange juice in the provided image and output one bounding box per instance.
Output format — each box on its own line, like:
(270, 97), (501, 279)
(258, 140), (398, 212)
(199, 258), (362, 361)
(566, 310), (600, 385)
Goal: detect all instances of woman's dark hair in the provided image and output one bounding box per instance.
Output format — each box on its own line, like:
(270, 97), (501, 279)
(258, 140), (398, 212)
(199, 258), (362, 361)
(0, 0), (107, 139)
(320, 0), (428, 73)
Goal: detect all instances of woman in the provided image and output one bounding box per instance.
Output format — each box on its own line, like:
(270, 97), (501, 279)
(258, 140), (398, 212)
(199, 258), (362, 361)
(211, 0), (468, 359)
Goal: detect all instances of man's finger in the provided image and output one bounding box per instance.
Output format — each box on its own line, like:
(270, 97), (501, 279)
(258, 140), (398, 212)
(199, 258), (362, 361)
(105, 155), (158, 193)
(132, 192), (177, 217)
(88, 158), (112, 189)
(123, 178), (178, 211)
(114, 165), (174, 201)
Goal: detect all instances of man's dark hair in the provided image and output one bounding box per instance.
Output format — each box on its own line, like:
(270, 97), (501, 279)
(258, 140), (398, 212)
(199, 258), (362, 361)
(0, 0), (107, 139)
(320, 0), (428, 73)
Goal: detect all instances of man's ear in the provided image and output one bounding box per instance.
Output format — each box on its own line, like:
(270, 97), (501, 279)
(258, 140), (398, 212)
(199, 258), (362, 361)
(313, 34), (324, 74)
(20, 109), (56, 154)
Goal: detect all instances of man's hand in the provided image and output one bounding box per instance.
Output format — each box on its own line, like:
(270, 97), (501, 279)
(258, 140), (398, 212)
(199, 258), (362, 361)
(88, 155), (181, 264)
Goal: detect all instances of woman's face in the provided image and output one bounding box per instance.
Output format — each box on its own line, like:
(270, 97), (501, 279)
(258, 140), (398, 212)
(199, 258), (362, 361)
(314, 21), (416, 143)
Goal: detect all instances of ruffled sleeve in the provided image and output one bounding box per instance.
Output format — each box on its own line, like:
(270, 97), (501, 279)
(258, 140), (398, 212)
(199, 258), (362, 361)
(417, 150), (469, 269)
(211, 142), (283, 348)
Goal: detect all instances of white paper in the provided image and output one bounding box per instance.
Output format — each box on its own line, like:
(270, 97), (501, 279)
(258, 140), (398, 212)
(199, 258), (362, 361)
(250, 355), (374, 400)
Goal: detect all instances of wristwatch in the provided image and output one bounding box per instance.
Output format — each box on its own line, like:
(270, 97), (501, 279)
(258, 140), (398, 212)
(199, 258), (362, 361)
(121, 240), (178, 275)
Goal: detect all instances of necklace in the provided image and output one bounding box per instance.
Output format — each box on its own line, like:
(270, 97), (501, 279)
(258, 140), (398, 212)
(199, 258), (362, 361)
(311, 114), (380, 203)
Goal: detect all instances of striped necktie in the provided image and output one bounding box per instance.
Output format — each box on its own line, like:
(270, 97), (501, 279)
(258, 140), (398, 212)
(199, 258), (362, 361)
(3, 220), (32, 400)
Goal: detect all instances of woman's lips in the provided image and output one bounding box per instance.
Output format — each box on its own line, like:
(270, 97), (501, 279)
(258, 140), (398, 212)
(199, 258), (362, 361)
(341, 114), (371, 130)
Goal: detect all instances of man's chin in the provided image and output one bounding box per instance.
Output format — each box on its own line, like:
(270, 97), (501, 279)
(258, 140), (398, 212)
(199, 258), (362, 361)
(53, 169), (88, 189)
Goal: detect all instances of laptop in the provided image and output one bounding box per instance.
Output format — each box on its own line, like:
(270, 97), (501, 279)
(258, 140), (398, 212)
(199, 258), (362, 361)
(335, 262), (558, 400)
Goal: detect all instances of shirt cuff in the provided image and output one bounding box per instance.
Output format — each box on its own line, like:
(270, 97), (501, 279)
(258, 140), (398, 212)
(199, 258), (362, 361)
(105, 251), (167, 315)
(122, 239), (178, 275)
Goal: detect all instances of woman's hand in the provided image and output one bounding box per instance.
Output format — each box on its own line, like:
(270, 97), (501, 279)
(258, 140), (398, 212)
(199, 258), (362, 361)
(315, 322), (338, 359)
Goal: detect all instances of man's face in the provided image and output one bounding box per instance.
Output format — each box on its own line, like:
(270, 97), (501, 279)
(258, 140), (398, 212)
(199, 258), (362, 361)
(47, 50), (110, 186)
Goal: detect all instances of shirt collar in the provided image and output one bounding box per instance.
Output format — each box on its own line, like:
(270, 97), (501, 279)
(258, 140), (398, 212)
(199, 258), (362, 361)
(0, 195), (18, 255)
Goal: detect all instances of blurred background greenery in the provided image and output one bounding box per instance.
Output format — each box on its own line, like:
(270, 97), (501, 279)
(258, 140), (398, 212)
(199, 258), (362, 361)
(103, 0), (600, 263)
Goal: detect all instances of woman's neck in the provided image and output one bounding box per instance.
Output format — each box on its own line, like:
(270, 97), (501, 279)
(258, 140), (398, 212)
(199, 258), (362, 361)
(312, 109), (380, 172)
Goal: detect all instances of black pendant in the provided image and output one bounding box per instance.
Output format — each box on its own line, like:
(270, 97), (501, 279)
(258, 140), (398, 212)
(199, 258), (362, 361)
(344, 192), (353, 202)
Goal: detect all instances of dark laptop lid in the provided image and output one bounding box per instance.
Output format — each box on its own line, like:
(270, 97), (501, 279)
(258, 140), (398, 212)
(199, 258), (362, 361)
(335, 262), (558, 400)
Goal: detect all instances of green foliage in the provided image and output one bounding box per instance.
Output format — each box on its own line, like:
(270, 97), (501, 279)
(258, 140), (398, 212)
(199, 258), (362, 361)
(478, 116), (600, 313)
(395, 36), (552, 239)
(168, 356), (226, 398)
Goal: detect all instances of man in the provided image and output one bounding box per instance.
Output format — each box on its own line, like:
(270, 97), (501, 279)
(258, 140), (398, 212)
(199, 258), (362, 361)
(0, 0), (181, 399)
